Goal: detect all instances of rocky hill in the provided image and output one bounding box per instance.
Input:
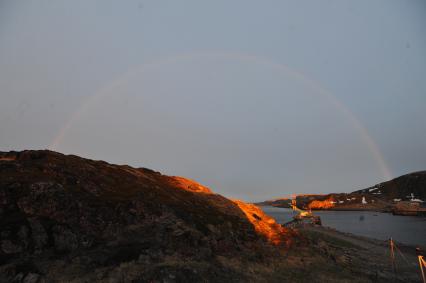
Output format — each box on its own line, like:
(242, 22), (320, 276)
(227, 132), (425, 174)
(0, 150), (292, 282)
(353, 171), (426, 200)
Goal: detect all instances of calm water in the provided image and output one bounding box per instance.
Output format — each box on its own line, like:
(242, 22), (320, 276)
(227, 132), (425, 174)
(261, 206), (426, 247)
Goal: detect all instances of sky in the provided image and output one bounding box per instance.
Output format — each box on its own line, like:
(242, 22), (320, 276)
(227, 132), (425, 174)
(0, 0), (425, 201)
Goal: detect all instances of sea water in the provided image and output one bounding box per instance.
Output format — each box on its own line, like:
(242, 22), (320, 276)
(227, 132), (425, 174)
(260, 206), (426, 247)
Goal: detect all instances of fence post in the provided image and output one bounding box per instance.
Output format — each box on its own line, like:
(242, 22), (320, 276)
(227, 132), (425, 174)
(417, 247), (425, 283)
(389, 238), (397, 275)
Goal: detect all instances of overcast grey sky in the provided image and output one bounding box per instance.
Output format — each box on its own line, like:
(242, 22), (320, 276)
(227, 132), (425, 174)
(1, 0), (425, 201)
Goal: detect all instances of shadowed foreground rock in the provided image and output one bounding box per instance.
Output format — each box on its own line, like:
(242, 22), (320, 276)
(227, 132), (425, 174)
(0, 150), (292, 282)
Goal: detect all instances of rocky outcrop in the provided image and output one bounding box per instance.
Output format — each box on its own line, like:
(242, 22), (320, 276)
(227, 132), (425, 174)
(0, 150), (292, 282)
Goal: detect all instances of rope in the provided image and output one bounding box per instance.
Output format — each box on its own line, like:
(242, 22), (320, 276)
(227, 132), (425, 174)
(393, 242), (416, 267)
(388, 237), (426, 283)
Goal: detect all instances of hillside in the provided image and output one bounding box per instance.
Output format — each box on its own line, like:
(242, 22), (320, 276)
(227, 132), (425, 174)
(0, 150), (293, 282)
(353, 171), (426, 200)
(258, 172), (426, 212)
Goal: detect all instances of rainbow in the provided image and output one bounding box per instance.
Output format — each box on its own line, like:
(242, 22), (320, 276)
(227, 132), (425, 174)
(48, 52), (393, 181)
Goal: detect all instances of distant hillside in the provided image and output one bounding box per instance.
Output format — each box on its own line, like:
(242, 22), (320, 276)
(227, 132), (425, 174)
(353, 171), (426, 200)
(258, 172), (426, 211)
(256, 198), (292, 208)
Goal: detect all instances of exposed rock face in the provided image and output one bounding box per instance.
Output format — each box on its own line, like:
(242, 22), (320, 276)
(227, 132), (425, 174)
(232, 200), (289, 246)
(0, 150), (291, 282)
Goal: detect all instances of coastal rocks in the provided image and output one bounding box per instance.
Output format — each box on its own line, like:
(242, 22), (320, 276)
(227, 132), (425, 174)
(392, 201), (426, 216)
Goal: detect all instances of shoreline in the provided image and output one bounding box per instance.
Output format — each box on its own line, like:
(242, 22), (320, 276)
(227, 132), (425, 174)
(260, 203), (426, 216)
(257, 203), (390, 212)
(292, 225), (424, 282)
(260, 205), (426, 248)
(304, 224), (425, 250)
